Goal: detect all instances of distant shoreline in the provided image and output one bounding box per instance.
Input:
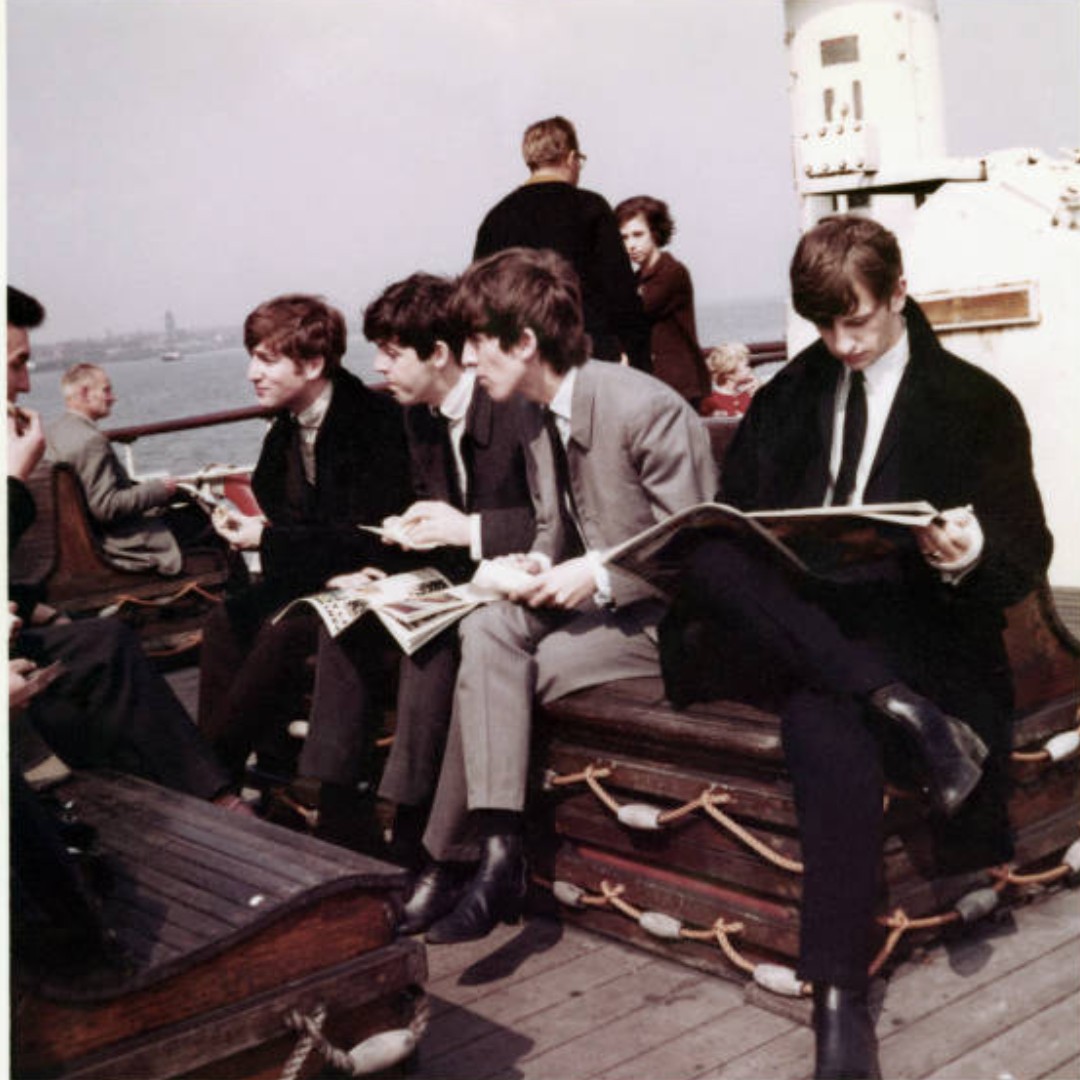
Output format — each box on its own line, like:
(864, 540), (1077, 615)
(28, 294), (789, 371)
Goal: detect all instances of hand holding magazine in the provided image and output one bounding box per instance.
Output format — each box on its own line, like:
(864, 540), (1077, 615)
(272, 559), (534, 655)
(603, 501), (940, 598)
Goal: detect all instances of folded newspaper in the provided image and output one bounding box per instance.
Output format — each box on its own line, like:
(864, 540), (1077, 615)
(603, 500), (938, 597)
(272, 559), (534, 655)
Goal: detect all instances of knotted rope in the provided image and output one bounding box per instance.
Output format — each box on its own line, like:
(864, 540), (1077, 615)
(281, 994), (429, 1079)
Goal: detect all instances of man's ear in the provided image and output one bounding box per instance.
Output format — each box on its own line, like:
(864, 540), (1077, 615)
(430, 341), (452, 370)
(515, 327), (539, 362)
(890, 277), (908, 314)
(301, 356), (327, 382)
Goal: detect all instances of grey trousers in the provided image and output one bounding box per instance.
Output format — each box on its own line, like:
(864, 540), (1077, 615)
(422, 598), (662, 861)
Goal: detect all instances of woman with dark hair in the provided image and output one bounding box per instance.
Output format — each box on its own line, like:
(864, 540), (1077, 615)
(615, 195), (709, 406)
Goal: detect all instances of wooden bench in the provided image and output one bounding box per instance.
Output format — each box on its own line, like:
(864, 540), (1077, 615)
(14, 771), (425, 1079)
(531, 422), (1080, 985)
(10, 463), (233, 654)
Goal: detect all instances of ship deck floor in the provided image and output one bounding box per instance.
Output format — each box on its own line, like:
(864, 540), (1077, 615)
(410, 888), (1079, 1080)
(162, 668), (1080, 1080)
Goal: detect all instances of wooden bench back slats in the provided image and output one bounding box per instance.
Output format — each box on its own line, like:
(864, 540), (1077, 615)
(10, 463), (231, 614)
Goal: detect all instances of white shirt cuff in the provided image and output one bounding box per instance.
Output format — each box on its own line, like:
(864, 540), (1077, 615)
(586, 549), (613, 607)
(468, 514), (483, 561)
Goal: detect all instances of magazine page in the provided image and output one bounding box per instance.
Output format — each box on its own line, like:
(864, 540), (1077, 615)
(603, 503), (799, 599)
(272, 567), (455, 639)
(604, 500), (942, 596)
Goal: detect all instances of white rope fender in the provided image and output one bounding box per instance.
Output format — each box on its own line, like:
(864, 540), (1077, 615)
(281, 993), (429, 1078)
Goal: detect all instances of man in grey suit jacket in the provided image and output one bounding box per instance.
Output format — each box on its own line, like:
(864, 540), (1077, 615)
(402, 247), (717, 944)
(46, 363), (186, 574)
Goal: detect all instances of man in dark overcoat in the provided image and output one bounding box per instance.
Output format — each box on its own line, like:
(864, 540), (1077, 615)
(663, 216), (1052, 1080)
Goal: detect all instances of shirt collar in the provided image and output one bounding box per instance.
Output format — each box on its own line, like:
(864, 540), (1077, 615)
(437, 368), (476, 424)
(295, 380), (333, 430)
(547, 367), (577, 426)
(858, 328), (909, 392)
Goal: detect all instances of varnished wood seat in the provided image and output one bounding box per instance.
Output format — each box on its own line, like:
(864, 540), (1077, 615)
(14, 771), (425, 1079)
(535, 585), (1080, 979)
(10, 463), (232, 654)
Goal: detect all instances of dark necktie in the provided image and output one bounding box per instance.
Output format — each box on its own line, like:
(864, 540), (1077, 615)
(544, 410), (586, 558)
(833, 370), (867, 506)
(283, 414), (315, 516)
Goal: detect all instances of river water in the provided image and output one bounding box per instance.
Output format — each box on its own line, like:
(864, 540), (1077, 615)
(22, 296), (786, 477)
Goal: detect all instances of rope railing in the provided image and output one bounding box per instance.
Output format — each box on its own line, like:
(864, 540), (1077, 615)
(1011, 722), (1080, 764)
(543, 752), (1080, 997)
(97, 580), (223, 618)
(546, 719), (1080, 877)
(546, 764), (804, 873)
(545, 828), (1079, 997)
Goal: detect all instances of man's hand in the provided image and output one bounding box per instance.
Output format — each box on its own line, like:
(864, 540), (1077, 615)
(29, 603), (70, 628)
(7, 406), (45, 481)
(8, 601), (23, 644)
(212, 506), (265, 550)
(9, 657), (64, 709)
(512, 556), (598, 610)
(914, 506), (981, 570)
(396, 500), (471, 549)
(326, 567), (387, 590)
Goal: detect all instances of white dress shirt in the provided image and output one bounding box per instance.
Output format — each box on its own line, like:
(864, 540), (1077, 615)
(294, 382), (334, 486)
(435, 369), (483, 559)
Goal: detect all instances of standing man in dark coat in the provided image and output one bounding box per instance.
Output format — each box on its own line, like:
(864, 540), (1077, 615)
(198, 293), (413, 780)
(474, 116), (650, 371)
(663, 216), (1051, 1080)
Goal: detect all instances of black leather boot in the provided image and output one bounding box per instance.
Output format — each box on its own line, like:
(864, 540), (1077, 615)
(869, 682), (987, 817)
(813, 983), (881, 1080)
(425, 834), (527, 945)
(398, 861), (472, 936)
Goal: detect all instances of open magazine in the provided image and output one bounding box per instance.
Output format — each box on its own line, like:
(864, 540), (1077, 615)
(604, 501), (938, 598)
(271, 560), (533, 655)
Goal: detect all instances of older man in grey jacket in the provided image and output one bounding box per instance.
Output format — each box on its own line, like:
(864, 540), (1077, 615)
(400, 248), (717, 945)
(46, 362), (187, 574)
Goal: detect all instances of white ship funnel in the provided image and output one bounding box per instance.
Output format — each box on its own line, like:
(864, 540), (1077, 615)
(784, 0), (981, 199)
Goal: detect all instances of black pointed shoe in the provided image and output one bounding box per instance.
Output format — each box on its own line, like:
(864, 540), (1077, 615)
(813, 983), (881, 1080)
(869, 682), (988, 817)
(424, 834), (527, 945)
(397, 861), (472, 937)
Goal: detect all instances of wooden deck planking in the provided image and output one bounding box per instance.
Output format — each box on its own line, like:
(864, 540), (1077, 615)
(925, 995), (1080, 1080)
(407, 888), (1079, 1080)
(158, 665), (1080, 1080)
(491, 970), (744, 1080)
(426, 940), (687, 1066)
(1043, 1054), (1080, 1080)
(593, 1001), (795, 1080)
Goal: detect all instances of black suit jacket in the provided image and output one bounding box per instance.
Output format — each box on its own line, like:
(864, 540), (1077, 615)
(723, 299), (1052, 616)
(474, 181), (651, 370)
(248, 368), (414, 610)
(403, 382), (535, 582)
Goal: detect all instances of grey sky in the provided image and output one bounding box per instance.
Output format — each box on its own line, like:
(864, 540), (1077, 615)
(6, 0), (1079, 343)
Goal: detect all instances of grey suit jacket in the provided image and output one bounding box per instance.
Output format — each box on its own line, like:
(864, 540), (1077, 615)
(46, 410), (181, 574)
(524, 360), (717, 607)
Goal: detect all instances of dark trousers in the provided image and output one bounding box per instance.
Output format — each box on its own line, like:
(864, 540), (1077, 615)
(198, 604), (319, 781)
(20, 617), (229, 800)
(378, 632), (460, 808)
(678, 537), (1012, 987)
(300, 620), (392, 787)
